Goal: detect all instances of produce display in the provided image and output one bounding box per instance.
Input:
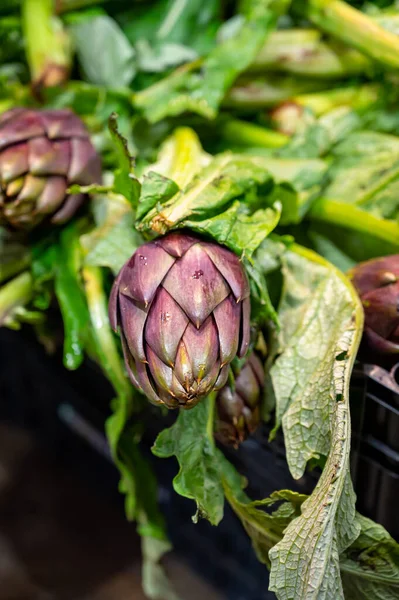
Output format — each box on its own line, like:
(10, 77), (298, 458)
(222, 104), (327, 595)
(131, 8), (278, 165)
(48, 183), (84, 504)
(1, 1), (399, 599)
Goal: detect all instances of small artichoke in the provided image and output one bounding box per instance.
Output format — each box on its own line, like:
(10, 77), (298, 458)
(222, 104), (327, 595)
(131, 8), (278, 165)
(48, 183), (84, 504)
(215, 352), (263, 447)
(349, 255), (399, 356)
(109, 231), (251, 409)
(0, 108), (101, 229)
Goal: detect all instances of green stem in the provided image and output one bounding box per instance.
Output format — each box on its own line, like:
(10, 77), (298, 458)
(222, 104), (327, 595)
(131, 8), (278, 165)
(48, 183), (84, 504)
(0, 272), (33, 326)
(302, 0), (399, 69)
(293, 83), (379, 116)
(224, 76), (330, 110)
(309, 198), (399, 247)
(221, 119), (289, 148)
(249, 28), (370, 78)
(206, 393), (217, 449)
(22, 0), (71, 88)
(82, 265), (131, 400)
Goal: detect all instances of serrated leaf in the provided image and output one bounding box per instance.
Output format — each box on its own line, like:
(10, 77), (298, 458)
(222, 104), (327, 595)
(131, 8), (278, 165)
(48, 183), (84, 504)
(136, 171), (179, 221)
(152, 396), (225, 525)
(225, 486), (307, 568)
(340, 515), (399, 600)
(139, 153), (275, 236)
(185, 201), (281, 257)
(268, 245), (364, 600)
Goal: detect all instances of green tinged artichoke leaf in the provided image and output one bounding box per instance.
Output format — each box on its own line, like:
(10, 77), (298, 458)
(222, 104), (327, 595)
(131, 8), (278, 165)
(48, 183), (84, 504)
(134, 0), (290, 122)
(268, 244), (364, 599)
(153, 396), (227, 525)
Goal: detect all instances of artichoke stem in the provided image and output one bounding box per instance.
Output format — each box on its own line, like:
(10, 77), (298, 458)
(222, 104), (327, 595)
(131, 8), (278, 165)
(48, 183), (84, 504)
(22, 0), (72, 90)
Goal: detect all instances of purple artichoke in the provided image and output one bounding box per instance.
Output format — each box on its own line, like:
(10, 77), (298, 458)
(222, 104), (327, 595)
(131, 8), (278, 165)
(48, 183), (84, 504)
(109, 232), (251, 409)
(215, 352), (263, 447)
(0, 108), (101, 230)
(349, 255), (399, 356)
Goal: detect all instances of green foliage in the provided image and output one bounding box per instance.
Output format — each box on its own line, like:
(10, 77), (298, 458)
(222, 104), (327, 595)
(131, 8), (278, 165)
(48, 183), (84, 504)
(134, 0), (290, 121)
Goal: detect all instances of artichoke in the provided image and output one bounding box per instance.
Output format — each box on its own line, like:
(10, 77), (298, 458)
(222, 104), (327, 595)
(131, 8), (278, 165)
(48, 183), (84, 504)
(215, 352), (263, 447)
(0, 108), (101, 230)
(349, 255), (399, 357)
(109, 231), (251, 409)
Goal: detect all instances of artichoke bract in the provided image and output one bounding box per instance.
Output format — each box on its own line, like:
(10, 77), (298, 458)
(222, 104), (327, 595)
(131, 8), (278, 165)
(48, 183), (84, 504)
(109, 231), (251, 409)
(0, 108), (101, 230)
(215, 352), (263, 447)
(349, 255), (399, 357)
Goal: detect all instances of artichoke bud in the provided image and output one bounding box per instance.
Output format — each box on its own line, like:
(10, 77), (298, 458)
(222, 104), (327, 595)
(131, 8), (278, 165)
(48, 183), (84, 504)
(109, 231), (251, 409)
(0, 108), (101, 230)
(349, 255), (399, 357)
(215, 352), (263, 447)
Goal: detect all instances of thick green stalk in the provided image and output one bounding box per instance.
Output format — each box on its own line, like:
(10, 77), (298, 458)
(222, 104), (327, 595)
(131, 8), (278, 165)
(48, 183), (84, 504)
(224, 76), (329, 109)
(293, 83), (379, 116)
(221, 119), (289, 148)
(0, 272), (33, 327)
(310, 198), (399, 247)
(22, 0), (71, 88)
(249, 29), (370, 78)
(302, 0), (399, 69)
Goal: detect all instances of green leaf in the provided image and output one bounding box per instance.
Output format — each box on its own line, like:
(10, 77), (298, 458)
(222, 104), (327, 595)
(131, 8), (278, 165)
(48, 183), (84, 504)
(146, 127), (210, 189)
(278, 107), (362, 159)
(137, 171), (179, 222)
(70, 15), (136, 88)
(108, 113), (141, 206)
(268, 244), (364, 600)
(122, 0), (221, 60)
(185, 201), (281, 257)
(340, 515), (399, 600)
(323, 131), (399, 220)
(54, 223), (90, 370)
(138, 153), (275, 236)
(245, 155), (327, 224)
(152, 396), (225, 525)
(81, 193), (142, 275)
(142, 536), (182, 600)
(134, 0), (289, 122)
(224, 485), (307, 568)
